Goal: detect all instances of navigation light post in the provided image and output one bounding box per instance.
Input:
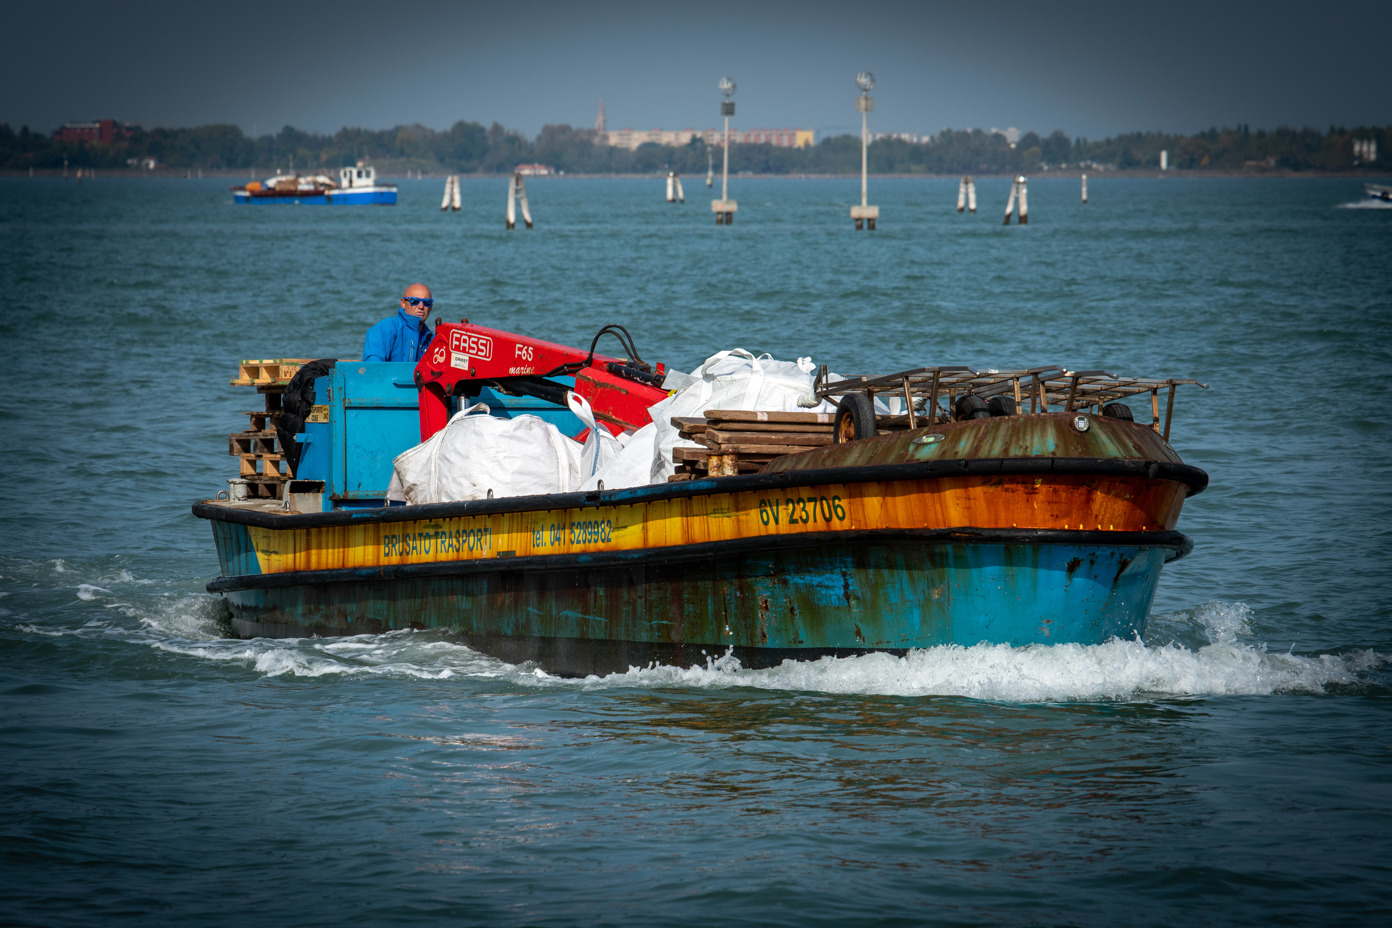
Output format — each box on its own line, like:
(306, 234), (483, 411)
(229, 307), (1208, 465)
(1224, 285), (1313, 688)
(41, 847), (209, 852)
(852, 71), (879, 230)
(713, 77), (737, 225)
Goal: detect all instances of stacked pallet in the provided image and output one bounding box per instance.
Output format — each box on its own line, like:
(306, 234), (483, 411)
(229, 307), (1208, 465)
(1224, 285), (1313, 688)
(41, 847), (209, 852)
(228, 359), (313, 500)
(670, 409), (836, 480)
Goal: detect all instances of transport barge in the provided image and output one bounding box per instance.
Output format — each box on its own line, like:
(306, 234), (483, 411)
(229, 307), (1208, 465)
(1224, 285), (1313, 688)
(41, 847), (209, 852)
(194, 323), (1208, 676)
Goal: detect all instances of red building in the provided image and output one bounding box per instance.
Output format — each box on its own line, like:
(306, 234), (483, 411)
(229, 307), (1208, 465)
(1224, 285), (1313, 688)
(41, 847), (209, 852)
(54, 119), (122, 144)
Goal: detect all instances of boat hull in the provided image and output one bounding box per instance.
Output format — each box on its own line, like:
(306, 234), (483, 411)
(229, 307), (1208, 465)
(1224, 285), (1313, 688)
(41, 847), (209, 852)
(211, 527), (1185, 676)
(232, 187), (397, 205)
(198, 426), (1206, 675)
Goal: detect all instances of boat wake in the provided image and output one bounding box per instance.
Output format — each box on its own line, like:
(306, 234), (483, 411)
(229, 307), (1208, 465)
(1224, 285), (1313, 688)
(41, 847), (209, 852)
(1337, 199), (1392, 209)
(7, 560), (1384, 702)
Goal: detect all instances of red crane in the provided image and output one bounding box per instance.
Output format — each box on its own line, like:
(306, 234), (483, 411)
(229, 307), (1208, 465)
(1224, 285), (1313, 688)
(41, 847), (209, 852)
(413, 322), (670, 441)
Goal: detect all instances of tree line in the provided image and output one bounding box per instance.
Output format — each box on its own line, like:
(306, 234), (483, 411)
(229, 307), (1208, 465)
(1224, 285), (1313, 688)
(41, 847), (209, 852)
(1, 120), (1387, 175)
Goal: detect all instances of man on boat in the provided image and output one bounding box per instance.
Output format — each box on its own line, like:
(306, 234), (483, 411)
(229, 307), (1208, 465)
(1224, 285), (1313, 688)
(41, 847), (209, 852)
(364, 283), (435, 362)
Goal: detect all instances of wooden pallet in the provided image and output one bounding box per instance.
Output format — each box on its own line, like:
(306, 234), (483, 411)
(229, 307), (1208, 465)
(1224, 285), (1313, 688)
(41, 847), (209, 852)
(240, 476), (288, 499)
(230, 429), (289, 483)
(225, 360), (317, 501)
(243, 410), (283, 432)
(230, 358), (315, 386)
(670, 409), (834, 480)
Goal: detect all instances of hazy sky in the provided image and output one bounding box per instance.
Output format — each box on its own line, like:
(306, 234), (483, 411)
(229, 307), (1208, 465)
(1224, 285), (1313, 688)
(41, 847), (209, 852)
(7, 1), (1390, 140)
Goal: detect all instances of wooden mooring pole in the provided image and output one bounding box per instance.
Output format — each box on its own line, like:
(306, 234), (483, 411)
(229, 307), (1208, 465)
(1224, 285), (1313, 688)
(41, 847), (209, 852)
(957, 176), (976, 213)
(507, 172), (533, 230)
(666, 171), (685, 203)
(1003, 175), (1028, 225)
(441, 175), (460, 211)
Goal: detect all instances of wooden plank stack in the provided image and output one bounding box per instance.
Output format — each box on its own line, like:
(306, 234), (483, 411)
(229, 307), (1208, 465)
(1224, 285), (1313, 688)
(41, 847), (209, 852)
(670, 409), (835, 480)
(229, 359), (312, 500)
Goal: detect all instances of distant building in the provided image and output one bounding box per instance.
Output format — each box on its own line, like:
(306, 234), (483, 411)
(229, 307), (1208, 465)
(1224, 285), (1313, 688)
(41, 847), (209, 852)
(54, 119), (131, 145)
(871, 132), (920, 144)
(595, 100), (606, 133)
(989, 127), (1021, 147)
(601, 127), (815, 149)
(515, 164), (555, 176)
(602, 128), (702, 149)
(707, 128), (815, 148)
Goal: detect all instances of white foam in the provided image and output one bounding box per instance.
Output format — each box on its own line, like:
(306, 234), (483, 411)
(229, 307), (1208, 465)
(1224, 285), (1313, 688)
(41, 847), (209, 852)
(152, 629), (509, 680)
(13, 586), (1388, 700)
(1337, 199), (1392, 209)
(136, 595), (228, 640)
(566, 636), (1379, 700)
(149, 613), (1382, 701)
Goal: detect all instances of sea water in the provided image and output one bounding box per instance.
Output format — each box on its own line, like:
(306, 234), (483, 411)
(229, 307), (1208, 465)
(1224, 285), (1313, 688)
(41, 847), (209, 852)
(1, 175), (1390, 926)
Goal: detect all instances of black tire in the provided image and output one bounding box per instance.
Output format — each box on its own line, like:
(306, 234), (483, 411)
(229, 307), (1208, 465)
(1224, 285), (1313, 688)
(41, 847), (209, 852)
(987, 395), (1016, 417)
(955, 393), (991, 421)
(1102, 402), (1134, 421)
(834, 392), (878, 443)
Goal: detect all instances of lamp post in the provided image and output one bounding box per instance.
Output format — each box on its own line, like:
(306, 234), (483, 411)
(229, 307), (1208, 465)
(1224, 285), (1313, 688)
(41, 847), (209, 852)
(713, 76), (737, 225)
(851, 71), (879, 230)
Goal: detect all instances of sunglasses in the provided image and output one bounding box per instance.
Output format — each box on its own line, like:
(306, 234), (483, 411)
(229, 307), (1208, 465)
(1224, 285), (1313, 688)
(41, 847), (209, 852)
(404, 297), (434, 308)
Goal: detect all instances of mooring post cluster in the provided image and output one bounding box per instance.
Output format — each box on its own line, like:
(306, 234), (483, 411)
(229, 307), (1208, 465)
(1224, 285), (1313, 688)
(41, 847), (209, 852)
(957, 176), (977, 213)
(506, 172), (533, 230)
(440, 175), (460, 211)
(666, 171), (684, 203)
(712, 77), (738, 225)
(1003, 175), (1028, 225)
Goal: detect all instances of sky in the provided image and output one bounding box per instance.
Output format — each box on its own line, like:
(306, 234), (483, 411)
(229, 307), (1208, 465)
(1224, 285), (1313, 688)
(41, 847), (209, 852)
(6, 0), (1390, 141)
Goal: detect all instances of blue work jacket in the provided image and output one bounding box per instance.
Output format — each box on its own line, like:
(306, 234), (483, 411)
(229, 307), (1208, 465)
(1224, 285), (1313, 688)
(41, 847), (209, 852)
(363, 308), (433, 363)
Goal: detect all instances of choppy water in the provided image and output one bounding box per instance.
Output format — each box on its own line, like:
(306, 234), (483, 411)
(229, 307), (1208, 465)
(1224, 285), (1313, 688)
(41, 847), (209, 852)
(2, 174), (1391, 926)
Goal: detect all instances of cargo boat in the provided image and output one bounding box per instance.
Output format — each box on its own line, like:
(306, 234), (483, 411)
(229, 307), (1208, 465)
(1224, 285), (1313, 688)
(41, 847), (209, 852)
(232, 165), (397, 205)
(193, 324), (1208, 676)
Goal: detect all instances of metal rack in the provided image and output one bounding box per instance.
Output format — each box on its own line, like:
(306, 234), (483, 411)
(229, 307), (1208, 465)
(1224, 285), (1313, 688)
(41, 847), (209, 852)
(813, 365), (1207, 440)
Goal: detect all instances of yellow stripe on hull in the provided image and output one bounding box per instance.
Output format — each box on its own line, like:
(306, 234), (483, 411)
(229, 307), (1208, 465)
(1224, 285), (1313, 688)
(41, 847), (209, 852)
(246, 474), (1188, 575)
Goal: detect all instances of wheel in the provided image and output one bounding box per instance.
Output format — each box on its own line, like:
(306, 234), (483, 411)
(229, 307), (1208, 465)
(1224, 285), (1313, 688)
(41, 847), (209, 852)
(955, 393), (991, 421)
(987, 395), (1016, 416)
(1102, 402), (1134, 421)
(834, 392), (878, 443)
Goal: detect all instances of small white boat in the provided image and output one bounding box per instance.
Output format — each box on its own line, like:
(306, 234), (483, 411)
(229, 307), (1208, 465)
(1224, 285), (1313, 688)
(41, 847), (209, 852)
(1364, 183), (1392, 202)
(232, 165), (397, 205)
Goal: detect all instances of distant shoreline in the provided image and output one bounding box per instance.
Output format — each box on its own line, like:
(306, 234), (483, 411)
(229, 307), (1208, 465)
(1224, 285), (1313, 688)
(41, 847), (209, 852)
(3, 168), (1388, 181)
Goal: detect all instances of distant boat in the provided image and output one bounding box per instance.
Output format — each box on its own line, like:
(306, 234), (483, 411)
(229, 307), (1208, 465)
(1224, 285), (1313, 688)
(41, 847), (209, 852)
(1364, 183), (1392, 202)
(232, 165), (397, 205)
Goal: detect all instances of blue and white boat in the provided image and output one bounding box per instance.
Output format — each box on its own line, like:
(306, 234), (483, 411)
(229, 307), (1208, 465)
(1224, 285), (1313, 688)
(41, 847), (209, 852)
(232, 165), (397, 205)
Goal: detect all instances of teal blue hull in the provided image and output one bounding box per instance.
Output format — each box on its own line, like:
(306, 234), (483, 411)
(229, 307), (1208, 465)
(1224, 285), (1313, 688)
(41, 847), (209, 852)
(210, 524), (1185, 675)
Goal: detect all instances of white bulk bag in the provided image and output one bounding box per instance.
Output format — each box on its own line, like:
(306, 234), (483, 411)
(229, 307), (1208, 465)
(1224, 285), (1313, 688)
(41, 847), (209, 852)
(647, 349), (832, 483)
(567, 391), (626, 487)
(392, 403), (582, 505)
(580, 421), (658, 492)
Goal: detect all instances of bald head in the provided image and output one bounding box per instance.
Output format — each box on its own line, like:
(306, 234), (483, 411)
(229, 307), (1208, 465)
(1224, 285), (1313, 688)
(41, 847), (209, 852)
(400, 283), (433, 320)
